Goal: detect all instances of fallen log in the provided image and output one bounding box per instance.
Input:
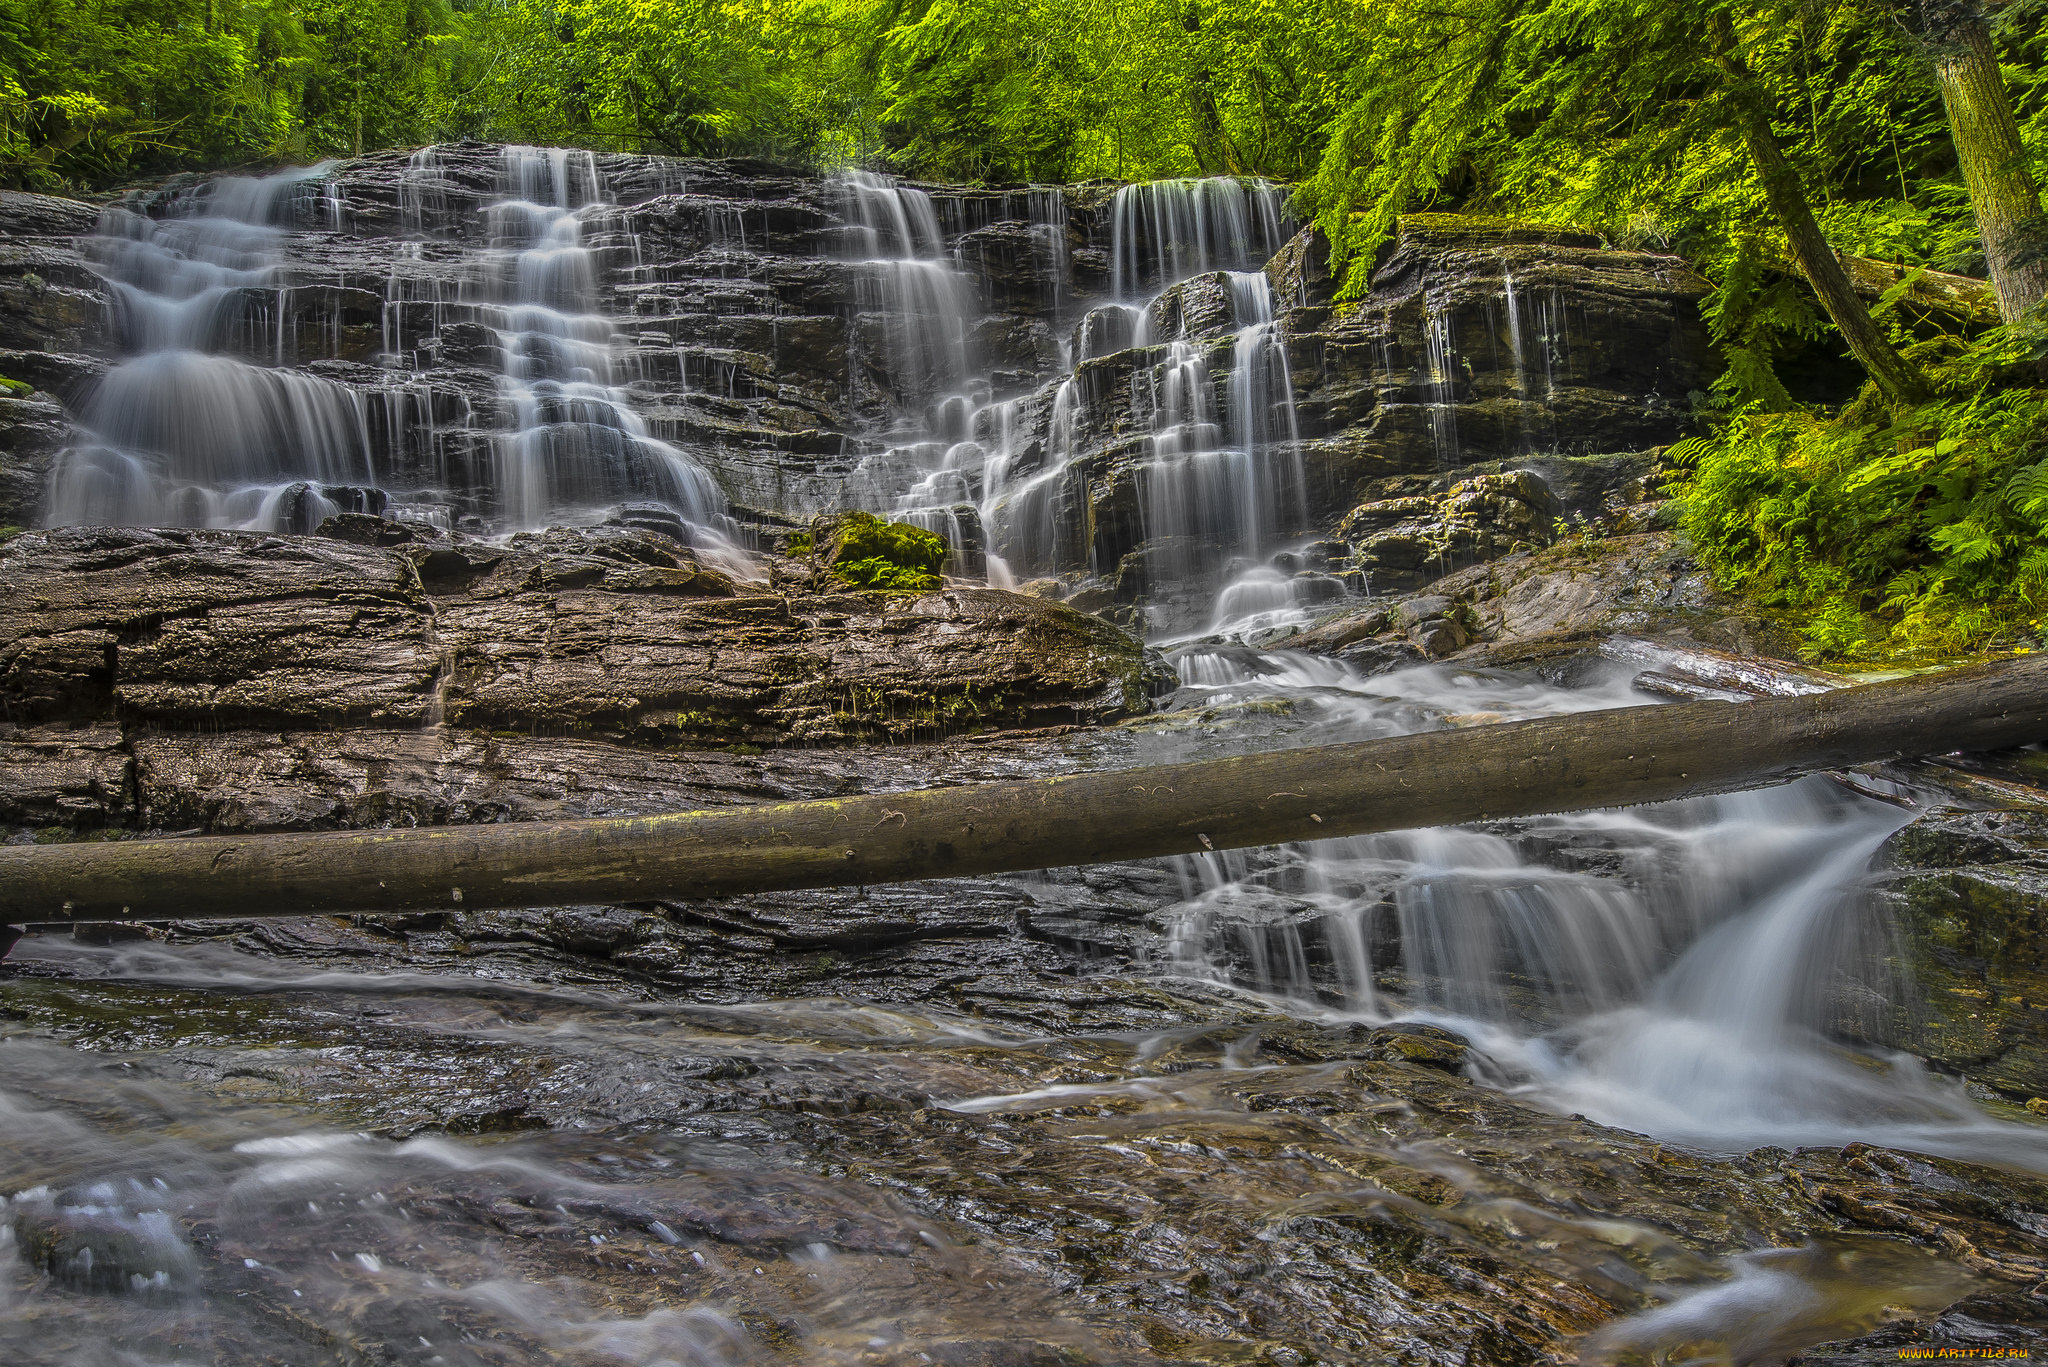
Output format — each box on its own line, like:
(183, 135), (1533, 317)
(1767, 249), (2000, 331)
(2, 655), (2044, 931)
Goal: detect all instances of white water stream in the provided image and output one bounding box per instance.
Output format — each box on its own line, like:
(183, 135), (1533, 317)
(1153, 647), (2046, 1171)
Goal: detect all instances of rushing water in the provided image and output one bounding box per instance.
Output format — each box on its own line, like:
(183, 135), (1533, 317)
(4, 649), (2044, 1362)
(45, 148), (746, 565)
(835, 171), (1306, 611)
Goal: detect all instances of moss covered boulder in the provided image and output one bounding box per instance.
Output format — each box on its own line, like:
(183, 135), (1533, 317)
(806, 511), (948, 592)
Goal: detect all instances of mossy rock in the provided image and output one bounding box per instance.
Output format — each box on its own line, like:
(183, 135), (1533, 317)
(1873, 806), (2048, 1100)
(812, 511), (947, 592)
(1396, 213), (1601, 250)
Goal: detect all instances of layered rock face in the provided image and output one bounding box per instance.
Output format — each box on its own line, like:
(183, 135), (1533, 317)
(0, 190), (104, 530)
(0, 523), (1156, 831)
(0, 149), (1714, 628)
(1277, 217), (1714, 474)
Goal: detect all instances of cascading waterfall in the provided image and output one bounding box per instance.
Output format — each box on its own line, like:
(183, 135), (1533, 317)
(1154, 646), (2047, 1168)
(44, 166), (387, 530)
(44, 148), (744, 559)
(835, 170), (977, 425)
(1493, 264), (1567, 455)
(1110, 177), (1289, 298)
(480, 147), (734, 553)
(867, 175), (1305, 622)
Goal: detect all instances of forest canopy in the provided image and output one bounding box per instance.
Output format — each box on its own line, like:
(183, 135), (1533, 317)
(8, 0), (2045, 317)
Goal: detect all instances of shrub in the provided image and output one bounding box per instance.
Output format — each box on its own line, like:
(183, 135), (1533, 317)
(812, 511), (947, 593)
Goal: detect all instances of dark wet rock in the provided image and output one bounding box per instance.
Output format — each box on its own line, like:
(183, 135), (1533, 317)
(10, 916), (2047, 1367)
(1266, 1020), (1472, 1072)
(1871, 806), (2048, 1101)
(10, 1187), (200, 1296)
(0, 191), (103, 239)
(1335, 468), (1562, 592)
(0, 393), (72, 530)
(0, 524), (1151, 749)
(0, 724), (131, 827)
(1291, 530), (1800, 667)
(313, 510), (425, 546)
(1277, 215), (1713, 518)
(1361, 1021), (1471, 1071)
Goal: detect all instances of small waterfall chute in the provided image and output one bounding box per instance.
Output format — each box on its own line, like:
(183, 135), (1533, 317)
(1109, 177), (1289, 299)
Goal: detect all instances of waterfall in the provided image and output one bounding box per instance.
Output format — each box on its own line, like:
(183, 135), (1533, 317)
(1421, 297), (1459, 469)
(46, 154), (1307, 617)
(45, 148), (743, 559)
(1134, 271), (1309, 628)
(834, 170), (976, 425)
(1109, 177), (1289, 299)
(482, 146), (732, 548)
(45, 165), (387, 530)
(1156, 648), (2044, 1166)
(875, 178), (1304, 623)
(1222, 272), (1305, 556)
(978, 384), (1079, 578)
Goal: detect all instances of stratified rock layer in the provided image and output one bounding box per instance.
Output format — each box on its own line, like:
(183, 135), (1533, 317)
(1274, 216), (1714, 504)
(0, 523), (1155, 827)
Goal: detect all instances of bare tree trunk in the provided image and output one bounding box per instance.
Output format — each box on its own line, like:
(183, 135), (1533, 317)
(1899, 1), (2048, 324)
(1711, 13), (1935, 406)
(2, 655), (2043, 932)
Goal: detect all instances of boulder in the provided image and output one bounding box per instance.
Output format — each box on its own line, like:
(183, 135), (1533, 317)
(1870, 807), (2048, 1101)
(1332, 469), (1562, 592)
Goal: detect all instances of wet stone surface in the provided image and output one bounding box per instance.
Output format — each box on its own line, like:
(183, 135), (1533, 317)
(0, 923), (2044, 1367)
(3, 652), (2047, 1365)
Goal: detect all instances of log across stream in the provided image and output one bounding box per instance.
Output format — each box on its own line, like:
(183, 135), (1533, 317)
(4, 654), (2044, 931)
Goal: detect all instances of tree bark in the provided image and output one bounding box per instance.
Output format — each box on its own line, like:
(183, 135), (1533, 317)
(1711, 13), (1935, 406)
(1762, 248), (2001, 331)
(2, 656), (2044, 929)
(1906, 3), (2048, 324)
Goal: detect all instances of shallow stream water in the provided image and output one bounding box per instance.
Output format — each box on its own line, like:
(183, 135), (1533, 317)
(4, 648), (2044, 1365)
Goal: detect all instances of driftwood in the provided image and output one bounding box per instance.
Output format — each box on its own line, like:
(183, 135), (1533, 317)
(1, 656), (2044, 933)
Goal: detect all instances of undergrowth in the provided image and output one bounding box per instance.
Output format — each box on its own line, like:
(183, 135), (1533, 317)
(1673, 325), (2048, 662)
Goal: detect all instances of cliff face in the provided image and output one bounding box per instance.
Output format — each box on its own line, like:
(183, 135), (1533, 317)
(0, 149), (1724, 813)
(0, 149), (1713, 602)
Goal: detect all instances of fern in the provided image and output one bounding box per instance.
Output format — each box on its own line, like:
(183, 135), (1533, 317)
(2004, 461), (2048, 523)
(1678, 361), (2048, 662)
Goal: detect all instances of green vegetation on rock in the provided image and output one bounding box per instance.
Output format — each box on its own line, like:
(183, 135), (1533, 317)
(812, 511), (947, 593)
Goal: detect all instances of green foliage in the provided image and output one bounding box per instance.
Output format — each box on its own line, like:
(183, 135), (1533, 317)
(1676, 333), (2048, 661)
(1, 0), (455, 186)
(819, 511), (946, 591)
(835, 556), (942, 590)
